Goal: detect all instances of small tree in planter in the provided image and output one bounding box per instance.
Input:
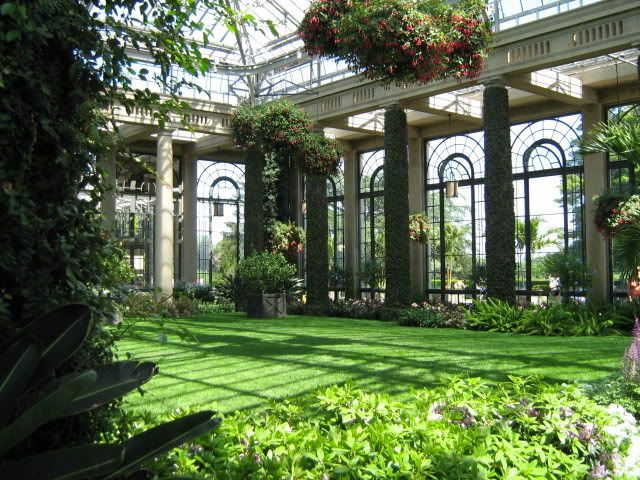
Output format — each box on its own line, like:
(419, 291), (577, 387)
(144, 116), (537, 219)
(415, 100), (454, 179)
(237, 252), (298, 318)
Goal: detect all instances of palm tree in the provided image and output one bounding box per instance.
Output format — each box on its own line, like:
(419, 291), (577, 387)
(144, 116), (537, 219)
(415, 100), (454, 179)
(515, 217), (561, 253)
(579, 113), (640, 166)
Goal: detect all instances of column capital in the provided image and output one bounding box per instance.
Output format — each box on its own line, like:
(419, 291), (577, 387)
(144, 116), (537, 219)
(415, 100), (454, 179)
(157, 128), (175, 138)
(483, 75), (507, 89)
(383, 102), (404, 111)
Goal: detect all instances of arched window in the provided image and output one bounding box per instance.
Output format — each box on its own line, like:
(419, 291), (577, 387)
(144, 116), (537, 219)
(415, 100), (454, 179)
(359, 150), (384, 298)
(511, 114), (584, 301)
(327, 159), (345, 298)
(426, 132), (485, 302)
(196, 161), (244, 284)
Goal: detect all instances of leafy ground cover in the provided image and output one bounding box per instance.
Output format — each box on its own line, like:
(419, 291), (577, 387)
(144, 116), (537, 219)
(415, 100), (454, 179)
(118, 313), (629, 414)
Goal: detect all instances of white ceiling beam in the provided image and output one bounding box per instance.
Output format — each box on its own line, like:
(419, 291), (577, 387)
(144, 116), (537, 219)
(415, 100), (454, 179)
(192, 135), (234, 156)
(116, 125), (155, 143)
(401, 93), (483, 126)
(323, 119), (385, 136)
(505, 69), (599, 105)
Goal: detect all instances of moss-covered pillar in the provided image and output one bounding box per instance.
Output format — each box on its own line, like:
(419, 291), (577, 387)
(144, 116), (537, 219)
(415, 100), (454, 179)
(384, 104), (411, 306)
(244, 147), (265, 256)
(343, 144), (359, 299)
(483, 79), (515, 303)
(154, 130), (175, 298)
(582, 104), (609, 303)
(306, 172), (329, 307)
(408, 133), (426, 298)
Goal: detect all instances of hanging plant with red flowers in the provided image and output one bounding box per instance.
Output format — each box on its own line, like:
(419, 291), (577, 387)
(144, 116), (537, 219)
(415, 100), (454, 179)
(299, 0), (492, 85)
(230, 99), (344, 175)
(409, 211), (430, 243)
(594, 192), (640, 238)
(272, 221), (306, 254)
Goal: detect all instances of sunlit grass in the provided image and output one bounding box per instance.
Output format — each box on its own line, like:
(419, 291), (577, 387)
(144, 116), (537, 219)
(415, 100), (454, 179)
(118, 313), (629, 414)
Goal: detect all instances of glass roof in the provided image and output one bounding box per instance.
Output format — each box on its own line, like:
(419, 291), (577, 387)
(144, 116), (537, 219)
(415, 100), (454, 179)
(121, 0), (607, 104)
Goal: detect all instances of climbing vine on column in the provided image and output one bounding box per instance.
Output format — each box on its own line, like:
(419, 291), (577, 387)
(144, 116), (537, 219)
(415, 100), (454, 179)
(384, 104), (411, 306)
(306, 173), (329, 307)
(232, 100), (344, 297)
(483, 83), (515, 303)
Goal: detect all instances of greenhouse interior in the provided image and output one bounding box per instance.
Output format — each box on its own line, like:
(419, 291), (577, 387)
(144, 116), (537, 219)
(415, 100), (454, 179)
(2, 0), (640, 478)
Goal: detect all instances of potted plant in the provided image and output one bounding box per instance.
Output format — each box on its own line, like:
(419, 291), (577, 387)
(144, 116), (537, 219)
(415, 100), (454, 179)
(237, 251), (298, 318)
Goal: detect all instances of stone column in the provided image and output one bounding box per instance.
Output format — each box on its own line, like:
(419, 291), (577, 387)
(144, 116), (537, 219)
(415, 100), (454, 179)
(101, 148), (117, 228)
(343, 145), (359, 299)
(181, 149), (198, 283)
(483, 79), (516, 303)
(154, 131), (175, 298)
(408, 134), (426, 298)
(384, 104), (411, 306)
(582, 104), (609, 303)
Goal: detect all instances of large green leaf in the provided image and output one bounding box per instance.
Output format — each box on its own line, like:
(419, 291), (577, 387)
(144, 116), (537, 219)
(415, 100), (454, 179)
(0, 370), (97, 456)
(0, 337), (41, 427)
(102, 411), (220, 480)
(60, 361), (157, 417)
(18, 304), (93, 388)
(0, 444), (124, 480)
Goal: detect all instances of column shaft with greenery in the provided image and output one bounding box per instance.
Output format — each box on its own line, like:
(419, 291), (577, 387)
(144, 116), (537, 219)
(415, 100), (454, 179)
(384, 104), (410, 306)
(244, 147), (265, 256)
(483, 82), (516, 303)
(306, 173), (329, 307)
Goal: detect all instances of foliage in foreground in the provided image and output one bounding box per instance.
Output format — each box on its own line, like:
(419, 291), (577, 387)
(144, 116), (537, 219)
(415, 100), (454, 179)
(131, 378), (640, 479)
(0, 304), (219, 479)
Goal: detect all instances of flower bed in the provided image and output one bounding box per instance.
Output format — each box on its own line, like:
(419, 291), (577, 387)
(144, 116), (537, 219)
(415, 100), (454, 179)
(132, 378), (640, 479)
(299, 0), (492, 85)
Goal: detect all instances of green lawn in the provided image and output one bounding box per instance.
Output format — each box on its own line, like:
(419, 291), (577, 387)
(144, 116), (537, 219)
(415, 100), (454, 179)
(118, 313), (629, 414)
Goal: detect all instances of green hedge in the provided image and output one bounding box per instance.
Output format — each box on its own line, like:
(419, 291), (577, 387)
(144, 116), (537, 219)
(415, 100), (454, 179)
(383, 104), (410, 306)
(305, 173), (329, 306)
(483, 84), (516, 303)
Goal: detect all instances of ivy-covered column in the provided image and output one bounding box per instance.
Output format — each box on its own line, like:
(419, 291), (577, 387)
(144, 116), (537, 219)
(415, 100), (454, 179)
(384, 104), (410, 306)
(483, 79), (515, 303)
(306, 172), (329, 307)
(244, 147), (265, 256)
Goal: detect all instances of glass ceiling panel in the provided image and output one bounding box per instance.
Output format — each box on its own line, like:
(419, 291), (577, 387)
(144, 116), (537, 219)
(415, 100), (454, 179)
(116, 0), (609, 103)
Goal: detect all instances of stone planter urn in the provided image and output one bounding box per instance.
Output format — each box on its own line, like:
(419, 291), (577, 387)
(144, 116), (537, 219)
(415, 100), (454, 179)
(246, 293), (287, 318)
